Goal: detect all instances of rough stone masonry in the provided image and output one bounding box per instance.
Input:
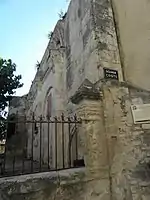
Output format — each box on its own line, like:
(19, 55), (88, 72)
(7, 0), (150, 200)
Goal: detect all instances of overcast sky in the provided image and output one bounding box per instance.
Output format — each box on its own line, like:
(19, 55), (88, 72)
(0, 0), (69, 96)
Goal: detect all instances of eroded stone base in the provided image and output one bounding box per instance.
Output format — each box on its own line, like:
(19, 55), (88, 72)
(0, 168), (111, 200)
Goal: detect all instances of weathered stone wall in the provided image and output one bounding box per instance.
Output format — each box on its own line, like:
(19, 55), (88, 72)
(99, 81), (150, 200)
(7, 1), (150, 199)
(9, 95), (27, 117)
(0, 168), (111, 200)
(23, 0), (123, 165)
(27, 19), (66, 118)
(25, 19), (67, 165)
(70, 78), (150, 200)
(7, 95), (27, 153)
(7, 80), (150, 200)
(0, 168), (86, 200)
(65, 0), (123, 113)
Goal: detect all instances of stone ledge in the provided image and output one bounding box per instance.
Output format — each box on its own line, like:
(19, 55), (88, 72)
(70, 79), (101, 105)
(0, 168), (86, 196)
(0, 168), (85, 185)
(95, 78), (150, 94)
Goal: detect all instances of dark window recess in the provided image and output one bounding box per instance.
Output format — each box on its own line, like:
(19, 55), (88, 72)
(73, 159), (85, 167)
(56, 40), (61, 46)
(34, 123), (38, 135)
(7, 118), (16, 139)
(47, 94), (52, 117)
(66, 67), (74, 89)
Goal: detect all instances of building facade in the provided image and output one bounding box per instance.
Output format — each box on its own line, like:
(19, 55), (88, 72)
(8, 0), (150, 198)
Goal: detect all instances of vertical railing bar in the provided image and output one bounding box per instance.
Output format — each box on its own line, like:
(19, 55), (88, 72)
(47, 116), (50, 170)
(61, 113), (65, 169)
(39, 115), (42, 172)
(14, 112), (18, 175)
(12, 156), (15, 175)
(11, 114), (18, 176)
(2, 147), (6, 176)
(31, 113), (34, 173)
(22, 152), (25, 174)
(22, 113), (26, 174)
(75, 123), (78, 161)
(55, 116), (58, 170)
(74, 114), (78, 161)
(3, 119), (8, 176)
(68, 117), (71, 168)
(2, 154), (6, 176)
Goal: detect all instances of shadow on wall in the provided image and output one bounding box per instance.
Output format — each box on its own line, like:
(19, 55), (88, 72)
(6, 115), (26, 153)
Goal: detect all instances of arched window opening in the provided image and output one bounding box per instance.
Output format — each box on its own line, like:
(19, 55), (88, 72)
(43, 86), (53, 118)
(47, 93), (52, 118)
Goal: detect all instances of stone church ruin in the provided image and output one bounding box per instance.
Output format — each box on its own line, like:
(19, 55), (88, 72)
(2, 0), (150, 199)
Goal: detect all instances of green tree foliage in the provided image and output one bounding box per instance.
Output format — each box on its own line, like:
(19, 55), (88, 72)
(0, 58), (23, 139)
(0, 58), (23, 115)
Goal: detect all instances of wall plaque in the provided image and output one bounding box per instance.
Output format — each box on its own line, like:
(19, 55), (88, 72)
(104, 68), (119, 80)
(131, 104), (150, 124)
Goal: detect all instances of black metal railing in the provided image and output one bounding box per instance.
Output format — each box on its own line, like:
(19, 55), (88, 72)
(0, 113), (84, 177)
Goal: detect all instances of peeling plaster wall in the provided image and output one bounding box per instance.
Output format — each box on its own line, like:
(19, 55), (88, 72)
(112, 0), (150, 91)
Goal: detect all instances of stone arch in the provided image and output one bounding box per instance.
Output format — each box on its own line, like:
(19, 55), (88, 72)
(42, 86), (54, 166)
(43, 86), (53, 117)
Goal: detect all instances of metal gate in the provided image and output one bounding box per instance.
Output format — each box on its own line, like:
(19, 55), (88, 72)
(0, 113), (84, 177)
